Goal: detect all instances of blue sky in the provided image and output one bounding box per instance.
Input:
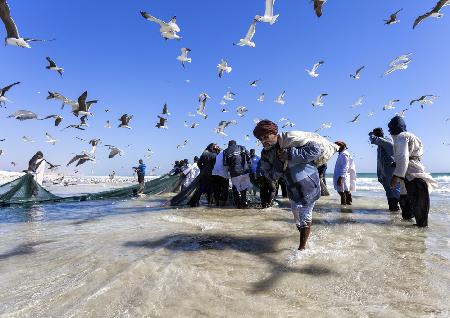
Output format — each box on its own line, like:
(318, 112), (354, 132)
(1, 0), (449, 175)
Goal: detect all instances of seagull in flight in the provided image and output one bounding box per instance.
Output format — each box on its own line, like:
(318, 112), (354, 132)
(45, 57), (64, 77)
(67, 153), (95, 167)
(0, 0), (55, 48)
(223, 89), (235, 101)
(383, 99), (400, 110)
(176, 140), (188, 149)
(305, 60), (324, 78)
(236, 106), (248, 117)
(409, 95), (438, 108)
(282, 120), (295, 128)
(413, 0), (450, 29)
(350, 66), (365, 80)
(250, 80), (259, 87)
(89, 139), (101, 154)
(257, 93), (265, 102)
(274, 91), (286, 105)
(313, 0), (327, 17)
(314, 122), (332, 133)
(390, 53), (412, 66)
(22, 136), (34, 143)
(161, 103), (170, 116)
(197, 92), (210, 117)
(214, 120), (237, 136)
(47, 91), (76, 109)
(40, 114), (63, 126)
(0, 81), (20, 106)
(352, 96), (364, 107)
(177, 48), (191, 68)
(155, 116), (168, 129)
(217, 59), (232, 78)
(105, 145), (123, 159)
(72, 91), (97, 117)
(368, 111), (375, 117)
(45, 132), (57, 145)
(140, 11), (181, 40)
(384, 9), (403, 25)
(8, 109), (38, 120)
(348, 114), (361, 123)
(312, 93), (328, 107)
(396, 108), (408, 117)
(104, 120), (111, 129)
(384, 60), (410, 76)
(255, 0), (279, 25)
(234, 19), (257, 47)
(118, 114), (133, 129)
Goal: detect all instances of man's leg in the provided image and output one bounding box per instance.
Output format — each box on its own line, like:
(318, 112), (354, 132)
(292, 202), (314, 250)
(338, 192), (347, 205)
(405, 178), (430, 227)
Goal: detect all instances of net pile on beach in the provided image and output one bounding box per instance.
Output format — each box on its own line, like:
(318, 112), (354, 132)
(0, 173), (180, 206)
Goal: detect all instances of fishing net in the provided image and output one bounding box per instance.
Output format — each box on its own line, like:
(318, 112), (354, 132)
(0, 173), (180, 206)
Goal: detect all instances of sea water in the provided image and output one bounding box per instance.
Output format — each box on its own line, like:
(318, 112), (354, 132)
(0, 175), (449, 317)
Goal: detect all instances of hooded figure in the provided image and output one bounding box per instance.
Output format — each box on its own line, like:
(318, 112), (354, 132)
(369, 128), (401, 211)
(388, 116), (437, 227)
(333, 141), (357, 206)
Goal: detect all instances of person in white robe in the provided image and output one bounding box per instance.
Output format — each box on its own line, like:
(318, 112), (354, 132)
(333, 141), (356, 205)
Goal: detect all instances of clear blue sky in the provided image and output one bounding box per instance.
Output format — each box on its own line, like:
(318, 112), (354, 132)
(1, 0), (449, 175)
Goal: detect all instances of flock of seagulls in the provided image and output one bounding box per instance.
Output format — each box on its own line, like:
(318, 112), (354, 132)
(0, 0), (449, 172)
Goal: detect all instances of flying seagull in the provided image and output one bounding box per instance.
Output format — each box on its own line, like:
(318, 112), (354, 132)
(305, 60), (324, 78)
(105, 145), (123, 159)
(214, 120), (237, 136)
(282, 120), (295, 128)
(40, 114), (63, 126)
(384, 9), (403, 25)
(8, 109), (38, 120)
(223, 89), (235, 101)
(396, 108), (408, 117)
(350, 66), (365, 80)
(314, 122), (332, 132)
(312, 93), (328, 107)
(67, 153), (95, 167)
(257, 93), (265, 102)
(383, 99), (400, 110)
(177, 48), (191, 68)
(234, 19), (257, 47)
(217, 59), (232, 78)
(190, 122), (199, 129)
(155, 116), (168, 129)
(45, 57), (64, 77)
(313, 0), (326, 17)
(45, 132), (57, 145)
(140, 11), (181, 40)
(161, 103), (170, 115)
(47, 91), (76, 109)
(384, 60), (410, 76)
(0, 0), (55, 48)
(104, 120), (111, 128)
(176, 140), (188, 149)
(89, 138), (101, 154)
(0, 81), (20, 106)
(71, 91), (97, 117)
(348, 114), (361, 123)
(236, 106), (248, 117)
(255, 0), (279, 24)
(409, 95), (438, 108)
(118, 114), (133, 129)
(22, 136), (34, 143)
(390, 53), (412, 66)
(413, 0), (450, 29)
(62, 116), (88, 131)
(250, 80), (259, 87)
(46, 162), (60, 170)
(352, 96), (364, 107)
(197, 92), (210, 117)
(274, 90), (286, 104)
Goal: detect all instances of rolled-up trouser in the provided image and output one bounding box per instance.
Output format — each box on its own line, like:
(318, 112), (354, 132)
(291, 201), (315, 228)
(404, 178), (430, 227)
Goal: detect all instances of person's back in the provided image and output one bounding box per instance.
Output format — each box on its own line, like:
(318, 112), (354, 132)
(223, 141), (249, 178)
(198, 149), (217, 176)
(212, 150), (229, 178)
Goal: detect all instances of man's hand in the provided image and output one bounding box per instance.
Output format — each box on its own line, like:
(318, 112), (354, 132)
(390, 175), (400, 188)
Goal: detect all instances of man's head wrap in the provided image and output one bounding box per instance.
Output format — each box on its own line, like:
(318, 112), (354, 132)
(252, 120), (278, 139)
(335, 141), (347, 150)
(388, 116), (407, 136)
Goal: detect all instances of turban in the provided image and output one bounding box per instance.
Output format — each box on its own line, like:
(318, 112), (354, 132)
(253, 120), (278, 139)
(335, 141), (347, 150)
(388, 116), (407, 136)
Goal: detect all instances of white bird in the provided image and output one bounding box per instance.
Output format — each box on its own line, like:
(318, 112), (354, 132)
(0, 81), (20, 106)
(350, 66), (365, 80)
(413, 0), (450, 29)
(348, 114), (361, 123)
(278, 117), (288, 122)
(188, 112), (195, 117)
(1, 0), (55, 48)
(190, 122), (199, 129)
(385, 9), (403, 25)
(221, 108), (229, 113)
(352, 96), (364, 107)
(22, 136), (34, 143)
(384, 60), (410, 76)
(214, 120), (237, 136)
(314, 122), (332, 132)
(176, 140), (188, 149)
(105, 145), (123, 159)
(396, 108), (408, 117)
(46, 91), (76, 110)
(118, 114), (133, 129)
(368, 111), (375, 117)
(305, 60), (324, 78)
(89, 139), (101, 154)
(255, 0), (279, 25)
(140, 11), (181, 40)
(312, 93), (328, 107)
(282, 120), (295, 128)
(8, 109), (38, 120)
(219, 99), (227, 107)
(217, 59), (232, 78)
(234, 19), (257, 47)
(176, 48), (191, 68)
(383, 99), (400, 110)
(67, 153), (95, 167)
(274, 90), (286, 104)
(156, 116), (168, 129)
(45, 57), (64, 77)
(145, 148), (155, 159)
(244, 135), (250, 141)
(104, 120), (111, 129)
(409, 95), (438, 108)
(45, 132), (57, 145)
(257, 93), (265, 102)
(236, 106), (248, 117)
(223, 89), (235, 101)
(73, 91), (97, 117)
(253, 118), (261, 124)
(197, 92), (210, 117)
(250, 80), (259, 87)
(390, 53), (413, 66)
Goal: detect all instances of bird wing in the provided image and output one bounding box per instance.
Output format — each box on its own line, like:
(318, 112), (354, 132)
(355, 66), (365, 75)
(245, 19), (257, 40)
(265, 0), (275, 16)
(1, 81), (20, 95)
(314, 0), (324, 17)
(45, 133), (54, 140)
(413, 0), (448, 28)
(0, 0), (19, 38)
(46, 57), (57, 68)
(312, 61), (324, 72)
(67, 154), (83, 166)
(140, 11), (168, 27)
(77, 91), (88, 112)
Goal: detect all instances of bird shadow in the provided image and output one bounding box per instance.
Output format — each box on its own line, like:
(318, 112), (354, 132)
(0, 240), (54, 261)
(123, 233), (336, 293)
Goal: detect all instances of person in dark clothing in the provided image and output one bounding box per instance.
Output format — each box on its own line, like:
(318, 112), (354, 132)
(317, 164), (330, 196)
(223, 140), (252, 208)
(189, 143), (218, 207)
(256, 160), (277, 208)
(132, 159), (146, 194)
(169, 161), (182, 176)
(275, 178), (288, 198)
(248, 149), (260, 195)
(369, 127), (401, 211)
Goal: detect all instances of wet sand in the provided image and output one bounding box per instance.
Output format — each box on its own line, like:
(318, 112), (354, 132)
(0, 194), (449, 317)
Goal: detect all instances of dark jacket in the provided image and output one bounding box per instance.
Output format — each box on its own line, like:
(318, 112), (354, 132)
(198, 150), (217, 177)
(223, 144), (250, 178)
(369, 135), (396, 187)
(260, 142), (322, 205)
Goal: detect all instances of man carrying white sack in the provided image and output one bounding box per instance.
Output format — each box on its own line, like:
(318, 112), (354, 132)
(253, 119), (339, 251)
(388, 116), (438, 227)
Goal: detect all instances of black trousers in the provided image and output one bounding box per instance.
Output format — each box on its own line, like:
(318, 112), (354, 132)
(276, 178), (288, 198)
(404, 178), (430, 227)
(259, 177), (276, 207)
(212, 175), (229, 204)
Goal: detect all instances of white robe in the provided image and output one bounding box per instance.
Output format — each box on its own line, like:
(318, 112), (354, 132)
(212, 151), (230, 179)
(392, 132), (438, 192)
(183, 163), (200, 188)
(333, 150), (356, 192)
(34, 159), (46, 186)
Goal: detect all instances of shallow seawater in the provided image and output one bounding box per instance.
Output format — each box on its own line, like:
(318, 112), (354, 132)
(0, 188), (449, 317)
